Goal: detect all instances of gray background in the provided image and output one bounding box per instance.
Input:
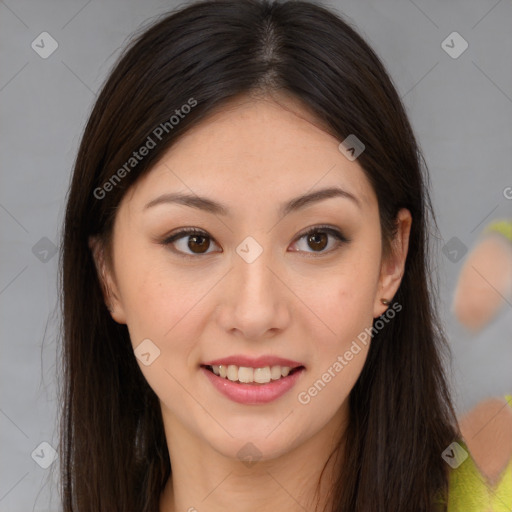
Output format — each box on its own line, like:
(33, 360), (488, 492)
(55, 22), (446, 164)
(1, 0), (511, 510)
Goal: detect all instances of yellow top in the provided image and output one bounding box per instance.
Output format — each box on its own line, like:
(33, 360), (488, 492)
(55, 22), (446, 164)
(483, 219), (512, 243)
(446, 394), (512, 511)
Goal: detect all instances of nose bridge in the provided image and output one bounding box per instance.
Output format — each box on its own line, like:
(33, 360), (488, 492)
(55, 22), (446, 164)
(234, 236), (277, 305)
(219, 234), (288, 338)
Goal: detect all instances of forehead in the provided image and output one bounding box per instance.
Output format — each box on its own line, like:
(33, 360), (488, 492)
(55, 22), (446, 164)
(122, 93), (376, 215)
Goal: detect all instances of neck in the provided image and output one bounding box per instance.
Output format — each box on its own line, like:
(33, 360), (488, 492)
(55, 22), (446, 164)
(159, 405), (347, 512)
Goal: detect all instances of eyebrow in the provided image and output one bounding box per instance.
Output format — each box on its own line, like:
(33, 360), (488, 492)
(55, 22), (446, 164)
(143, 186), (361, 217)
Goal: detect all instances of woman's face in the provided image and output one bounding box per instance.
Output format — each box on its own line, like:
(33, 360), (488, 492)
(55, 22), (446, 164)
(94, 93), (411, 462)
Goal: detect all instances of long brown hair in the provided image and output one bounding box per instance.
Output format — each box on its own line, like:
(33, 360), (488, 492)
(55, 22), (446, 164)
(59, 1), (460, 510)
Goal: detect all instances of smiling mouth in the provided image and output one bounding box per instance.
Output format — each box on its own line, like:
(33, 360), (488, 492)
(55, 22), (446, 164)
(201, 364), (305, 385)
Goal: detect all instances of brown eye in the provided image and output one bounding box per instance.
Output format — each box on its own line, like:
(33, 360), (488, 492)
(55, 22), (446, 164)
(291, 225), (349, 255)
(306, 232), (328, 251)
(185, 234), (210, 253)
(163, 228), (220, 256)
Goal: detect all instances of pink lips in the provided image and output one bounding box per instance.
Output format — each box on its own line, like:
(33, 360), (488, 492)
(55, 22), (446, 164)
(200, 354), (305, 405)
(201, 366), (305, 404)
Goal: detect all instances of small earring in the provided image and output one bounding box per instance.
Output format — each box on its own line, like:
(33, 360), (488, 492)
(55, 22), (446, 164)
(380, 298), (390, 305)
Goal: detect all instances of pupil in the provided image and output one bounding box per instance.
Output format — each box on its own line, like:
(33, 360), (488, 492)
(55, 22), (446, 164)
(189, 235), (209, 253)
(309, 232), (327, 251)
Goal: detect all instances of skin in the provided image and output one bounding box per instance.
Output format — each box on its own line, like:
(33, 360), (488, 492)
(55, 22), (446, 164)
(452, 230), (512, 484)
(452, 232), (512, 332)
(90, 92), (412, 511)
(459, 397), (512, 486)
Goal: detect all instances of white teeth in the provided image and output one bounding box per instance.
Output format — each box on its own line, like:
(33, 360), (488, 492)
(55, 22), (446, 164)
(238, 367), (254, 383)
(227, 365), (238, 381)
(207, 364), (299, 383)
(254, 367), (271, 383)
(270, 366), (282, 380)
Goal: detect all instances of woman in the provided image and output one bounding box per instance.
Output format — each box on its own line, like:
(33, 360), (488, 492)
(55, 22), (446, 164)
(59, 0), (484, 510)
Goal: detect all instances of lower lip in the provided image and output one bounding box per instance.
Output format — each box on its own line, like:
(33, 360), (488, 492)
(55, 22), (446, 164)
(201, 366), (305, 404)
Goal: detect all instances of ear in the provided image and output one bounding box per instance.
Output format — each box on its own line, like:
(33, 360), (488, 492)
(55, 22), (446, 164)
(373, 208), (412, 318)
(88, 235), (127, 324)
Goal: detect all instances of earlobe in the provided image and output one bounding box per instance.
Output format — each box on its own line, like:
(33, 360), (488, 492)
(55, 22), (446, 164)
(373, 209), (412, 318)
(88, 235), (127, 324)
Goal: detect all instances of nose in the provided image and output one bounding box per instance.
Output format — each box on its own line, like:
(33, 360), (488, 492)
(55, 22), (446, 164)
(216, 244), (291, 340)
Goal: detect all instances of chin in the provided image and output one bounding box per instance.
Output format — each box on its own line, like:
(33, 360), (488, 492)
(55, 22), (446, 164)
(202, 418), (307, 462)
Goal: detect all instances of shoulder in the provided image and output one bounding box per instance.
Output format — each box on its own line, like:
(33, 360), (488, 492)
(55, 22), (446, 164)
(446, 396), (512, 511)
(459, 395), (512, 485)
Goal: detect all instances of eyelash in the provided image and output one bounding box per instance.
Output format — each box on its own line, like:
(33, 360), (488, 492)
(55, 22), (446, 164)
(160, 224), (350, 260)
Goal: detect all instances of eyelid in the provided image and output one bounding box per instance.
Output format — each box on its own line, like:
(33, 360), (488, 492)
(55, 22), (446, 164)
(294, 224), (349, 242)
(291, 224), (349, 256)
(161, 224), (349, 259)
(161, 227), (220, 258)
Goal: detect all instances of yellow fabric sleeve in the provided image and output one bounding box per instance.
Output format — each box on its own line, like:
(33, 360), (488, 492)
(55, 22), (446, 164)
(483, 219), (512, 243)
(447, 394), (512, 511)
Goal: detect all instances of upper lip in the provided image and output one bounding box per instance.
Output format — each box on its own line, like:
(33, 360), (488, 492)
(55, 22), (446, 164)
(202, 355), (304, 369)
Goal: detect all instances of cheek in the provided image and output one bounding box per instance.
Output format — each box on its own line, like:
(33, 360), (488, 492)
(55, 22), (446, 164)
(296, 246), (379, 407)
(114, 236), (201, 340)
(119, 259), (208, 411)
(307, 284), (373, 386)
(311, 251), (379, 344)
(295, 281), (373, 414)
